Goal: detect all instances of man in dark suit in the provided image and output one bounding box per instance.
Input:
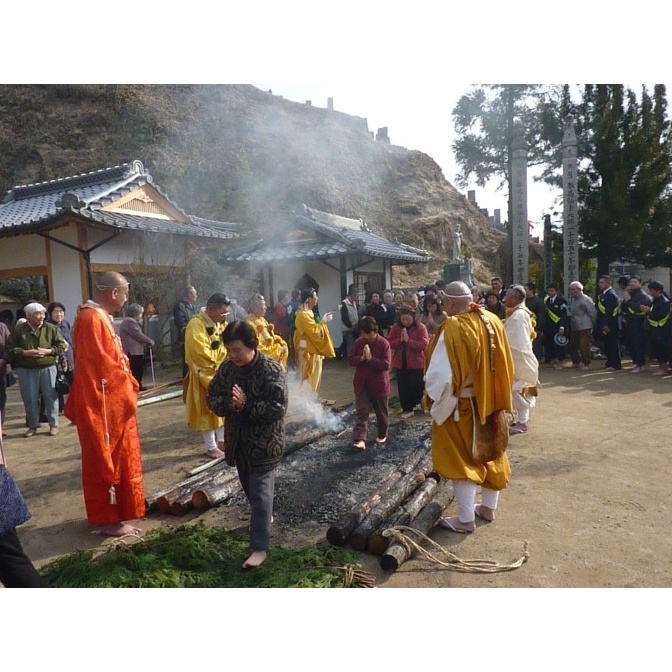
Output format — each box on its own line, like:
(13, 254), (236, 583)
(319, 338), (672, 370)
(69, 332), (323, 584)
(596, 275), (621, 371)
(543, 283), (568, 370)
(173, 285), (198, 378)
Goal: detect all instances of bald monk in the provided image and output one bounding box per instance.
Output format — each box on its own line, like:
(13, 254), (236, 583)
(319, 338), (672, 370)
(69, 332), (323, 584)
(424, 281), (514, 533)
(64, 272), (145, 536)
(246, 293), (289, 370)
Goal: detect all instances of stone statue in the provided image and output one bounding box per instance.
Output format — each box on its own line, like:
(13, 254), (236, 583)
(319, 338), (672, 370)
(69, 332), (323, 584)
(452, 225), (462, 261)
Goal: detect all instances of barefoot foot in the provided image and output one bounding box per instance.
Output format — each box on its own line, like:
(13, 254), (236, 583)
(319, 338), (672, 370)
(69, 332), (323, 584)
(97, 523), (142, 537)
(242, 549), (267, 569)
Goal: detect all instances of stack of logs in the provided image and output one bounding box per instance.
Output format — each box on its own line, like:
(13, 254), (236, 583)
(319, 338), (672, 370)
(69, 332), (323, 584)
(326, 440), (454, 573)
(144, 410), (351, 517)
(145, 459), (240, 517)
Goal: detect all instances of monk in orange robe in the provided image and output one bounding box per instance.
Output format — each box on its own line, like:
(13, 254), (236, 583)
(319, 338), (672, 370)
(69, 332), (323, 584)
(64, 272), (145, 537)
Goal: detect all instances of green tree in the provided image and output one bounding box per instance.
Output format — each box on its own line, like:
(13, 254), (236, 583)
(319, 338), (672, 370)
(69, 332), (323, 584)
(570, 85), (672, 276)
(451, 85), (555, 200)
(452, 85), (560, 283)
(453, 84), (672, 280)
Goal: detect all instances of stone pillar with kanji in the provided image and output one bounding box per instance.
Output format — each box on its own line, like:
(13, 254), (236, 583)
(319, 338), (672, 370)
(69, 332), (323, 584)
(511, 118), (529, 285)
(562, 115), (579, 296)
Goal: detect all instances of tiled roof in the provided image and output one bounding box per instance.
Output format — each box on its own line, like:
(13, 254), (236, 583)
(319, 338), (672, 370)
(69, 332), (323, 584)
(0, 160), (241, 240)
(224, 204), (429, 264)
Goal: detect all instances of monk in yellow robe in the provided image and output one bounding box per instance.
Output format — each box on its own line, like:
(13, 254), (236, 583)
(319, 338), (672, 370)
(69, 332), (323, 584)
(424, 281), (514, 533)
(246, 293), (288, 370)
(184, 293), (229, 458)
(293, 287), (336, 393)
(64, 272), (144, 537)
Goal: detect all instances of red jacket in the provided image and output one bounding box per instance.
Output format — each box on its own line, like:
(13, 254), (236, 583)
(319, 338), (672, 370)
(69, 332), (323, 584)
(348, 334), (391, 399)
(387, 321), (429, 370)
(273, 301), (290, 337)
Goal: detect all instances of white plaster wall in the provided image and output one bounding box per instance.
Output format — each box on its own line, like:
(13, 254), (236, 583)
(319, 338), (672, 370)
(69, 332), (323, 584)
(48, 226), (85, 317)
(88, 230), (138, 265)
(270, 260), (343, 347)
(86, 230), (183, 267)
(264, 257), (395, 348)
(356, 258), (385, 273)
(0, 234), (47, 268)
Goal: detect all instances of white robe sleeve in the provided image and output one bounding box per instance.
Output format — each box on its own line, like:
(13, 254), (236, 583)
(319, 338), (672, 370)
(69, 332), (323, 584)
(424, 331), (457, 425)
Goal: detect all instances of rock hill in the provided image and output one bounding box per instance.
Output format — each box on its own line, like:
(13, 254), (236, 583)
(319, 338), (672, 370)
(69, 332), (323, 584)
(0, 84), (504, 286)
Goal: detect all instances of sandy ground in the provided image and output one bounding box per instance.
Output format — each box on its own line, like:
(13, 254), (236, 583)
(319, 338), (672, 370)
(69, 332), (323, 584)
(4, 355), (672, 588)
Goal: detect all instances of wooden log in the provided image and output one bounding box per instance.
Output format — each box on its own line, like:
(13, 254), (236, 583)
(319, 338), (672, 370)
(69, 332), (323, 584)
(137, 389), (183, 407)
(191, 473), (243, 509)
(368, 474), (440, 555)
(326, 442), (430, 546)
(191, 469), (241, 508)
(348, 453), (434, 551)
(137, 379), (182, 398)
(188, 456), (227, 477)
(284, 427), (330, 457)
(170, 494), (194, 517)
(152, 470), (212, 514)
(379, 480), (454, 572)
(155, 482), (198, 514)
(149, 464), (231, 513)
(168, 467), (236, 515)
(283, 410), (352, 457)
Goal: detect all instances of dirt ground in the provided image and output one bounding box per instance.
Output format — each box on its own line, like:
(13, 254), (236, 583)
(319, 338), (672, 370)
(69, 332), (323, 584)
(4, 355), (672, 588)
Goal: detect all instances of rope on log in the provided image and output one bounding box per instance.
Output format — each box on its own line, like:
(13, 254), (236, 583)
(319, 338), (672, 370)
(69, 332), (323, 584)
(368, 475), (440, 555)
(379, 479), (454, 571)
(381, 525), (530, 573)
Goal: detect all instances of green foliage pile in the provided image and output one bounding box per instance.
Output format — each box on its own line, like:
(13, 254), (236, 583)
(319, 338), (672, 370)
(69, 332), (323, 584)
(40, 522), (365, 588)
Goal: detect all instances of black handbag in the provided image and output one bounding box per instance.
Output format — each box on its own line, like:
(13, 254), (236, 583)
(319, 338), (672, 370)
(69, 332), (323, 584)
(0, 437), (32, 535)
(55, 371), (70, 395)
(5, 371), (16, 388)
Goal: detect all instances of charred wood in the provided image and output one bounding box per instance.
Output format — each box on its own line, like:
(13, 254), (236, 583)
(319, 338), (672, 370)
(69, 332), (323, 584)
(348, 453), (434, 551)
(379, 480), (454, 572)
(284, 409), (351, 457)
(326, 441), (430, 546)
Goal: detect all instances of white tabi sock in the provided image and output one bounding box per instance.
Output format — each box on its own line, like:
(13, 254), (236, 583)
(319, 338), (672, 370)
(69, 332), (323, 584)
(480, 487), (500, 511)
(452, 479), (477, 523)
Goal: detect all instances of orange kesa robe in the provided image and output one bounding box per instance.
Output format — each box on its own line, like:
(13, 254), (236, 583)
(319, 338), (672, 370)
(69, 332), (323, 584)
(64, 303), (144, 525)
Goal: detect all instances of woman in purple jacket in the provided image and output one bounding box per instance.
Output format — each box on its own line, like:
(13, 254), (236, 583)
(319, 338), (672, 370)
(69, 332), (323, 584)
(348, 316), (391, 450)
(387, 306), (430, 418)
(119, 303), (155, 391)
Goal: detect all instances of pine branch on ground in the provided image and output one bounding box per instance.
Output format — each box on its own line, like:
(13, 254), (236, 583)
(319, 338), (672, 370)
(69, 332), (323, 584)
(39, 521), (371, 588)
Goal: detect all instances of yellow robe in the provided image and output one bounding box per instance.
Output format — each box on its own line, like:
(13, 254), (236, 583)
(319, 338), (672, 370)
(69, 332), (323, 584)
(426, 309), (514, 490)
(184, 312), (227, 431)
(293, 307), (336, 392)
(246, 314), (288, 370)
